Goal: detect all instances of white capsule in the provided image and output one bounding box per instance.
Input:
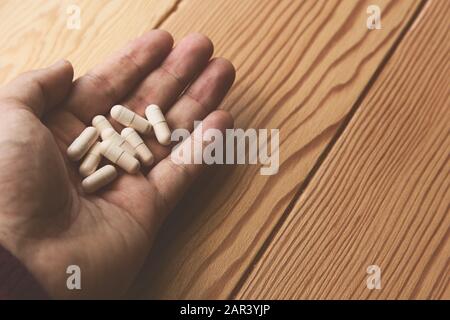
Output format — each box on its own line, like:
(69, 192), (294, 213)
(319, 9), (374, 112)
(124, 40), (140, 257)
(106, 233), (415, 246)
(110, 105), (151, 135)
(92, 115), (114, 134)
(100, 140), (140, 174)
(67, 126), (99, 161)
(121, 128), (154, 166)
(101, 128), (138, 158)
(145, 104), (171, 146)
(79, 142), (102, 177)
(82, 165), (118, 194)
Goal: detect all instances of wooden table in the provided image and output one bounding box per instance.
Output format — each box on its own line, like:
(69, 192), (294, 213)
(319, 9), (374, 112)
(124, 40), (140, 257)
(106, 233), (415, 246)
(1, 0), (448, 299)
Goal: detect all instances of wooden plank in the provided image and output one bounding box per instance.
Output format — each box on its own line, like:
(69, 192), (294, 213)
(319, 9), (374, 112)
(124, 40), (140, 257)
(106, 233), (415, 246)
(0, 0), (178, 82)
(236, 0), (449, 299)
(133, 0), (425, 298)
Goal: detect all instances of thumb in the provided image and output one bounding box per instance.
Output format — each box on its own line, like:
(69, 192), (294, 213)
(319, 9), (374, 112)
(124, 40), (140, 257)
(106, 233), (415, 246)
(0, 60), (74, 118)
(147, 110), (234, 214)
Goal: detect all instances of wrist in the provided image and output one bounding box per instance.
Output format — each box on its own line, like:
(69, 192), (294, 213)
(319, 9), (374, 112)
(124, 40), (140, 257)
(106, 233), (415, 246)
(0, 244), (49, 299)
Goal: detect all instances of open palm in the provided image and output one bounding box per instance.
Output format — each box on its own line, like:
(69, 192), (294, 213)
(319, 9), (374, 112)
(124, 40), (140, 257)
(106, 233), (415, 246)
(0, 30), (235, 298)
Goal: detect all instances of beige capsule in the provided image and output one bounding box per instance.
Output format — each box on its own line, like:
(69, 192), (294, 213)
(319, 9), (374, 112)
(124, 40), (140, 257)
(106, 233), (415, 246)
(79, 142), (102, 177)
(145, 104), (171, 146)
(67, 126), (99, 161)
(111, 105), (151, 135)
(121, 128), (154, 166)
(100, 140), (140, 174)
(82, 165), (118, 193)
(92, 115), (114, 134)
(101, 128), (138, 158)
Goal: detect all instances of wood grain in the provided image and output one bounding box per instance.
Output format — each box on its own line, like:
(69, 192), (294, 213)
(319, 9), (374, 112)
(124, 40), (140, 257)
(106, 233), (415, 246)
(236, 0), (449, 299)
(132, 0), (426, 298)
(0, 0), (178, 83)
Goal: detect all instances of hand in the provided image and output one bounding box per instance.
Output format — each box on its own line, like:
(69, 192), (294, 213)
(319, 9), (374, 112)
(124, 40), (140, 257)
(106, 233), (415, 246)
(0, 30), (235, 298)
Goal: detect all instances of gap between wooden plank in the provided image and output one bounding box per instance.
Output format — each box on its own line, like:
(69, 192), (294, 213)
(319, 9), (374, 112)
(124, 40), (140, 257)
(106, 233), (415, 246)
(229, 0), (429, 300)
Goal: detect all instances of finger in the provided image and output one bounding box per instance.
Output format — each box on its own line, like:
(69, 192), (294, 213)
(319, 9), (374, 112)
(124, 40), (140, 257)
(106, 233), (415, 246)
(0, 60), (73, 118)
(122, 33), (214, 115)
(139, 58), (235, 164)
(147, 110), (233, 215)
(166, 58), (235, 132)
(102, 33), (214, 162)
(66, 30), (174, 123)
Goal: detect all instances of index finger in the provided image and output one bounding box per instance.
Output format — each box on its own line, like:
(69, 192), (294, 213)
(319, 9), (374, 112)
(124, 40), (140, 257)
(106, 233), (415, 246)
(65, 29), (174, 123)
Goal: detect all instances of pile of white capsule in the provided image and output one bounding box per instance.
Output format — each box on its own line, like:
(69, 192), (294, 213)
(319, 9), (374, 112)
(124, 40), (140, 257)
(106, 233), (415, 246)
(67, 104), (170, 193)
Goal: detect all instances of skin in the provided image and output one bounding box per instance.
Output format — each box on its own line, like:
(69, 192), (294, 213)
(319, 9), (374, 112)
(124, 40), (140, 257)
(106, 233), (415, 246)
(0, 30), (235, 299)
